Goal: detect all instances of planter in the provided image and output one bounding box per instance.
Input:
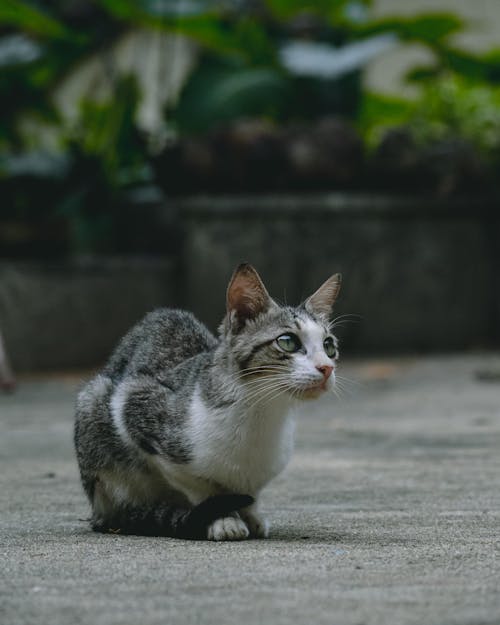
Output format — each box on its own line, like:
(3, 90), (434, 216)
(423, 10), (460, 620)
(176, 193), (500, 352)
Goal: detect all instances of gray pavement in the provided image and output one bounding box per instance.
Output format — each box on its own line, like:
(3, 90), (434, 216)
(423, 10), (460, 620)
(1, 354), (500, 625)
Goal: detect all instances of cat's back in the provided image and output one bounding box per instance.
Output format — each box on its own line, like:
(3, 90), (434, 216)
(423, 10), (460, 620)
(104, 308), (218, 379)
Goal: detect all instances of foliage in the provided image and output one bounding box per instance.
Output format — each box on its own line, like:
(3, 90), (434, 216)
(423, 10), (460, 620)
(2, 1), (500, 256)
(59, 75), (152, 253)
(171, 56), (290, 133)
(360, 75), (500, 164)
(354, 12), (464, 44)
(411, 76), (500, 158)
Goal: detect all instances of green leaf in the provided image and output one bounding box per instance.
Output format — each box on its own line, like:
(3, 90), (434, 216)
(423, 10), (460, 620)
(263, 0), (371, 23)
(98, 1), (275, 63)
(69, 75), (144, 186)
(437, 46), (500, 83)
(0, 0), (72, 39)
(410, 76), (500, 155)
(405, 65), (442, 83)
(172, 59), (290, 132)
(355, 12), (464, 44)
(172, 16), (276, 64)
(358, 91), (413, 144)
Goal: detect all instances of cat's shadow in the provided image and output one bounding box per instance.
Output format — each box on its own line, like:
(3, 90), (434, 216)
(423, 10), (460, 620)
(266, 526), (420, 547)
(72, 520), (416, 547)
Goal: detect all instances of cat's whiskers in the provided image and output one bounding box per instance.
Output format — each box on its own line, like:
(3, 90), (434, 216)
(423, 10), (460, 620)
(217, 365), (290, 397)
(329, 313), (362, 326)
(240, 379), (295, 413)
(216, 373), (286, 402)
(255, 383), (298, 412)
(327, 375), (355, 400)
(238, 374), (291, 404)
(219, 364), (290, 388)
(330, 382), (346, 399)
(237, 375), (294, 410)
(215, 368), (286, 398)
(329, 385), (342, 400)
(333, 374), (360, 398)
(328, 313), (362, 331)
(335, 373), (360, 386)
(335, 375), (362, 395)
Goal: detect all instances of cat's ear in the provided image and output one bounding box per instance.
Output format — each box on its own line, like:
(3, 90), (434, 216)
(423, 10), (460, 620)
(304, 273), (341, 320)
(226, 263), (273, 328)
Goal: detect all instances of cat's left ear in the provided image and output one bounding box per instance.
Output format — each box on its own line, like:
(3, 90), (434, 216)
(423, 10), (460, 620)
(304, 273), (342, 320)
(226, 263), (274, 329)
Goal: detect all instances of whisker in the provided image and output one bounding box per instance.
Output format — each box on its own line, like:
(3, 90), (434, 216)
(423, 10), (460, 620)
(335, 374), (361, 388)
(216, 366), (290, 393)
(222, 364), (290, 383)
(330, 386), (343, 400)
(330, 313), (363, 323)
(253, 378), (297, 407)
(332, 381), (351, 398)
(238, 377), (292, 406)
(328, 313), (362, 330)
(221, 371), (290, 394)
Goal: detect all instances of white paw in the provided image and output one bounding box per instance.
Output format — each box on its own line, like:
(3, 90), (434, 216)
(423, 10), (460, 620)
(207, 516), (250, 541)
(240, 511), (270, 538)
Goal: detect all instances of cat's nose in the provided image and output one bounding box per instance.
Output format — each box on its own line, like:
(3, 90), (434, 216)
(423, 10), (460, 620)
(316, 365), (333, 381)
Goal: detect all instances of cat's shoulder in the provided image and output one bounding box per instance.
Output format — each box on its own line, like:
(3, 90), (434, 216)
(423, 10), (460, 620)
(141, 307), (212, 333)
(138, 307), (217, 350)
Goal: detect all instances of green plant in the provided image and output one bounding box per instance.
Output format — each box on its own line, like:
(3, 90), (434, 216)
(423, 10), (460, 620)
(412, 76), (500, 157)
(2, 0), (500, 258)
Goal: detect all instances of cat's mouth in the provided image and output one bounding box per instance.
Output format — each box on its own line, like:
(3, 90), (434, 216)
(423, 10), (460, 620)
(296, 380), (329, 399)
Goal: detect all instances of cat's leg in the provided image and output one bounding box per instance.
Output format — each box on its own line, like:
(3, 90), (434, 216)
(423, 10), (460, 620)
(144, 460), (251, 541)
(239, 500), (270, 538)
(91, 472), (253, 539)
(152, 463), (251, 541)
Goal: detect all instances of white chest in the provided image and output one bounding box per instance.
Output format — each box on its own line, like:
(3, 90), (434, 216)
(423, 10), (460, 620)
(187, 386), (296, 495)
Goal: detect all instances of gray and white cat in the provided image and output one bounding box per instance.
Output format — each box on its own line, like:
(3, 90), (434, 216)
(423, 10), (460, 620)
(74, 263), (341, 541)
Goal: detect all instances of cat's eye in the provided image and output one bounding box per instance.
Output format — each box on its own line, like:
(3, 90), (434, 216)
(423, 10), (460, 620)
(276, 334), (302, 353)
(323, 336), (337, 358)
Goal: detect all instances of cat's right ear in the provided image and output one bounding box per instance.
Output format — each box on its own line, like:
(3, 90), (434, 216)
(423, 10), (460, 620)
(226, 263), (273, 330)
(304, 273), (342, 320)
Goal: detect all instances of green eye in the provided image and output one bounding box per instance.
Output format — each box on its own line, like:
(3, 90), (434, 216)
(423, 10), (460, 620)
(323, 336), (338, 358)
(276, 334), (302, 353)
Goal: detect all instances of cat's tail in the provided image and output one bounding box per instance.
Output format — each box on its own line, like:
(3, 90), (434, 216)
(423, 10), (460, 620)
(92, 494), (254, 539)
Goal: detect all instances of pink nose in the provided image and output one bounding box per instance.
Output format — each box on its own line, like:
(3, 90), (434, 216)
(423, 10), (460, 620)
(316, 365), (333, 381)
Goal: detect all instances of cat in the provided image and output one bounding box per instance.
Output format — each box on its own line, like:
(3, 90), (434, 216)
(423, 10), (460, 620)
(74, 263), (341, 541)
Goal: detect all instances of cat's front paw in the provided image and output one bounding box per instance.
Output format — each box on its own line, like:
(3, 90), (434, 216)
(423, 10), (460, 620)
(240, 510), (270, 538)
(207, 516), (250, 541)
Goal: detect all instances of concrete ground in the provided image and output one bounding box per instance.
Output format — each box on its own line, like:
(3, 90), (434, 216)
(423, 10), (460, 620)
(1, 354), (500, 625)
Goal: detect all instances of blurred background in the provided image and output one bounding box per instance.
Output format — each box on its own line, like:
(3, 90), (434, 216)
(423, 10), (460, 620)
(1, 0), (500, 382)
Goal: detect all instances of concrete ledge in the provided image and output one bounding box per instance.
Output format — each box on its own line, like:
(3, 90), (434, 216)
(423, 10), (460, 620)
(177, 194), (499, 352)
(0, 258), (175, 371)
(174, 192), (498, 218)
(2, 193), (499, 370)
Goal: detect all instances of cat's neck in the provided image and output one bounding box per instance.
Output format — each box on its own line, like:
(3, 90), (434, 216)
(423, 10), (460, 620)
(191, 368), (296, 494)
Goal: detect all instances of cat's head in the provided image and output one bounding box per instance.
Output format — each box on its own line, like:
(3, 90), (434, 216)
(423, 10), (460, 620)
(220, 263), (341, 400)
